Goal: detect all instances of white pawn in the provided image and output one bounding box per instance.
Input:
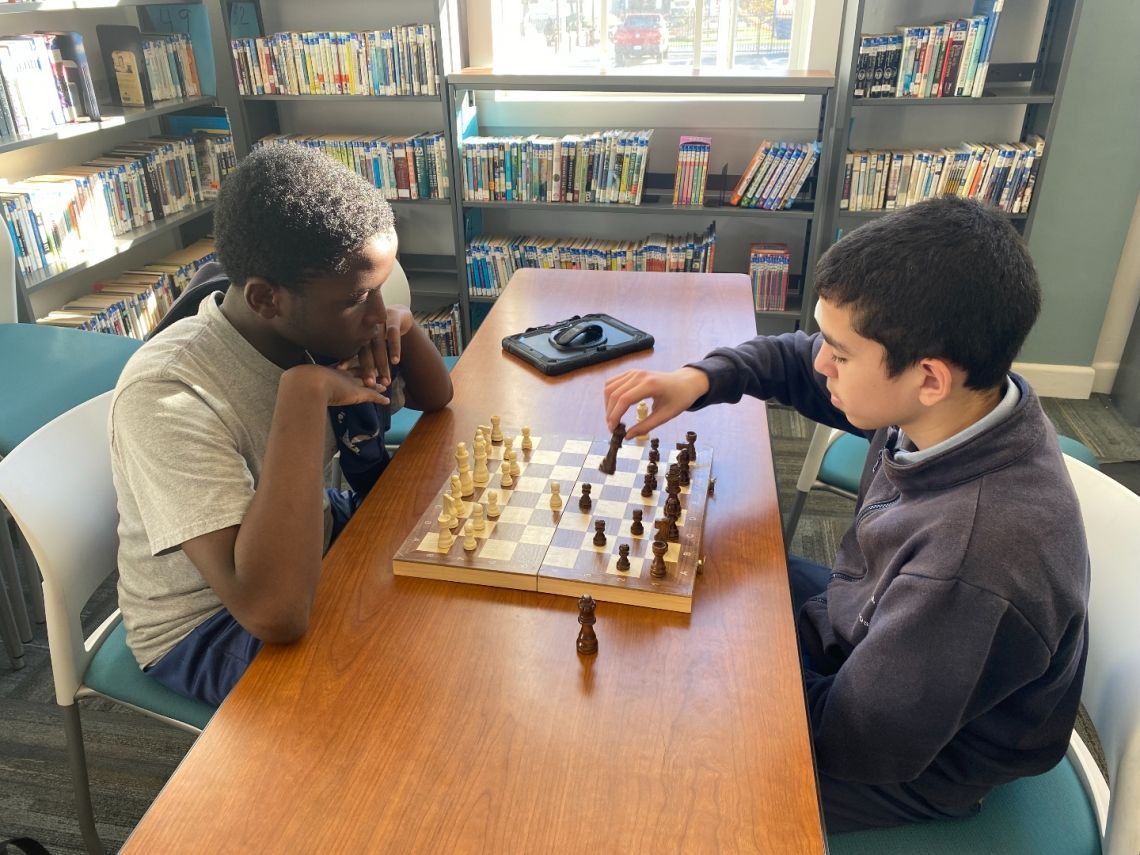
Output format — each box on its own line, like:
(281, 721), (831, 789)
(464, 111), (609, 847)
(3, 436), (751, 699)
(521, 426), (533, 451)
(508, 448), (521, 478)
(478, 425), (492, 447)
(471, 502), (486, 533)
(549, 482), (563, 511)
(637, 401), (650, 422)
(486, 489), (501, 518)
(437, 524), (455, 551)
(437, 493), (454, 528)
(463, 520), (477, 551)
(455, 441), (470, 473)
(491, 415), (503, 443)
(500, 460), (514, 488)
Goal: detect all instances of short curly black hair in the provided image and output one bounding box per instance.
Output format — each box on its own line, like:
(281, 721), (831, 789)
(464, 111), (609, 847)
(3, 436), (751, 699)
(214, 144), (395, 291)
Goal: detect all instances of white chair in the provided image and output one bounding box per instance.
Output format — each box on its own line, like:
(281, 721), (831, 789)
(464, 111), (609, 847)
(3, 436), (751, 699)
(827, 457), (1139, 854)
(0, 391), (214, 855)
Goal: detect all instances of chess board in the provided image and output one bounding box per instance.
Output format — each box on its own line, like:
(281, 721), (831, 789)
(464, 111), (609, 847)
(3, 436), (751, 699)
(392, 430), (713, 612)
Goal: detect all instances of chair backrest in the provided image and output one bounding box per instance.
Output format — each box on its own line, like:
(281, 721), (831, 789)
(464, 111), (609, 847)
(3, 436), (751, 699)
(0, 222), (17, 325)
(0, 391), (117, 704)
(1064, 456), (1140, 855)
(382, 257), (412, 307)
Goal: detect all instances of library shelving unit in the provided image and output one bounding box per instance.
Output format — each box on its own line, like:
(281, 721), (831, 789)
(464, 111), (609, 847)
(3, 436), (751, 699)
(0, 1), (223, 324)
(219, 0), (465, 321)
(445, 68), (836, 338)
(816, 0), (1084, 311)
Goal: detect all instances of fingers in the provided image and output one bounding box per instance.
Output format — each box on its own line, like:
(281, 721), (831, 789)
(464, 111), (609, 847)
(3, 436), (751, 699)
(386, 321), (402, 367)
(370, 337), (392, 389)
(357, 345), (379, 388)
(604, 371), (653, 432)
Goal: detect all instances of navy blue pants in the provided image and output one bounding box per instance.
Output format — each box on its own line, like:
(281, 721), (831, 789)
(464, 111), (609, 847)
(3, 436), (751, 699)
(145, 489), (358, 707)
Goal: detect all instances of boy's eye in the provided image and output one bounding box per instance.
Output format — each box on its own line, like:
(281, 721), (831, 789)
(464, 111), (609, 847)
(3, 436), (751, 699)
(831, 354), (847, 364)
(349, 291), (370, 306)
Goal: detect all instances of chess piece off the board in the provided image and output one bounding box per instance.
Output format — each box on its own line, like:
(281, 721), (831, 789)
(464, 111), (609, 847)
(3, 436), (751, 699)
(577, 594), (598, 655)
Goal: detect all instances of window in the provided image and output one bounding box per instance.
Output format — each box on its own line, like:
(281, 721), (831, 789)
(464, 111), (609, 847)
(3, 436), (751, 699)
(488, 0), (801, 74)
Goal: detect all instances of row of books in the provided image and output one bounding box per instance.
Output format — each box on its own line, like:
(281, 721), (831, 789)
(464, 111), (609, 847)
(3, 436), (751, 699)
(729, 141), (820, 210)
(672, 136), (711, 207)
(1, 134), (215, 277)
(96, 25), (202, 107)
(840, 136), (1045, 213)
(459, 130), (653, 205)
(0, 31), (101, 139)
(231, 25), (438, 97)
(193, 130), (238, 199)
(36, 239), (217, 338)
(465, 225), (716, 297)
(254, 132), (450, 200)
(855, 0), (1003, 99)
(414, 304), (462, 358)
(750, 243), (792, 312)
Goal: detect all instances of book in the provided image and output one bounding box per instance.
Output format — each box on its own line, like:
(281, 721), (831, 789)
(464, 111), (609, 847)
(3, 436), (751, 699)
(970, 0), (1004, 97)
(37, 31), (100, 121)
(97, 24), (152, 107)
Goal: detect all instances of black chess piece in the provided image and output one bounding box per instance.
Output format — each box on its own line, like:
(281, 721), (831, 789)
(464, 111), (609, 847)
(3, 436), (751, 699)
(646, 460), (658, 491)
(677, 448), (691, 487)
(641, 472), (654, 498)
(577, 594), (598, 655)
(579, 483), (593, 511)
(686, 430), (697, 459)
(616, 543), (631, 572)
(593, 519), (607, 546)
(630, 509), (644, 536)
(599, 422), (626, 475)
(650, 540), (667, 578)
(649, 437), (660, 465)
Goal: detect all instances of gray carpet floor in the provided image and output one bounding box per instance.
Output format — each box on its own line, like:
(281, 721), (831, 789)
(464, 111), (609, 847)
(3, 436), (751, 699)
(2, 392), (1138, 854)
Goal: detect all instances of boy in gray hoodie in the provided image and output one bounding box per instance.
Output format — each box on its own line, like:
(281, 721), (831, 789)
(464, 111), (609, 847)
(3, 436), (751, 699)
(603, 196), (1089, 831)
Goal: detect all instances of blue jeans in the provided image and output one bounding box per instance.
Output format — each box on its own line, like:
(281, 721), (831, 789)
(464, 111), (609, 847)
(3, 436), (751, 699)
(145, 488), (358, 706)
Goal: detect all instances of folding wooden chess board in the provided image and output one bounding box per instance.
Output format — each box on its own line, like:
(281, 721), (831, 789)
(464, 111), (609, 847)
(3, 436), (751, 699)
(392, 430), (713, 612)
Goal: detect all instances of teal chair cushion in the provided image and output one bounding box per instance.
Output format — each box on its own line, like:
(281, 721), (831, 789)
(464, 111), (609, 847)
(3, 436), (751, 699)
(85, 622), (215, 731)
(1058, 435), (1099, 469)
(818, 433), (871, 494)
(386, 355), (460, 446)
(827, 757), (1100, 855)
(0, 324), (141, 455)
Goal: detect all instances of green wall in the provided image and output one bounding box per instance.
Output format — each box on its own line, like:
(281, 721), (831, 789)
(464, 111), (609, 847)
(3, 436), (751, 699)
(1023, 0), (1140, 366)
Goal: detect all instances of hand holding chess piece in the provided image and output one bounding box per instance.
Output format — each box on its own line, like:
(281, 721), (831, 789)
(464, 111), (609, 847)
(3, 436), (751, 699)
(576, 594), (598, 655)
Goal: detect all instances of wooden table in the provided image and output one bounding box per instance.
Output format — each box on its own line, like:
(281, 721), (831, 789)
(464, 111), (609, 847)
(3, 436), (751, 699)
(123, 269), (824, 854)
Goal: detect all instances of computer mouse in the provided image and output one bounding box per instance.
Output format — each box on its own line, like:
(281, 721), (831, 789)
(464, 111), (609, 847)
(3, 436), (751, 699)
(552, 321), (606, 349)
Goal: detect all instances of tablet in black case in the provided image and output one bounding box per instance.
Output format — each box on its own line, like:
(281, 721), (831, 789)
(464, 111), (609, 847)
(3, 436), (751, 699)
(501, 313), (654, 376)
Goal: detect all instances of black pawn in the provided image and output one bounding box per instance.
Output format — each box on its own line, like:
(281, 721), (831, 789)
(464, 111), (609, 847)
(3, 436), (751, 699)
(648, 437), (660, 464)
(579, 483), (592, 511)
(646, 460), (659, 491)
(593, 519), (607, 547)
(616, 543), (631, 572)
(640, 473), (654, 498)
(630, 509), (644, 536)
(677, 449), (691, 487)
(650, 540), (667, 578)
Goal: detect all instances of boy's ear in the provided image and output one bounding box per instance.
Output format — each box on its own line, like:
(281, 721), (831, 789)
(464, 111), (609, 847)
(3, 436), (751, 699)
(916, 357), (956, 407)
(244, 276), (282, 320)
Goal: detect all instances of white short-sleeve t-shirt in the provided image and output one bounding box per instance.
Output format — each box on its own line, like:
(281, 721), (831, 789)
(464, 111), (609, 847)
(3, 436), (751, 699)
(110, 294), (335, 667)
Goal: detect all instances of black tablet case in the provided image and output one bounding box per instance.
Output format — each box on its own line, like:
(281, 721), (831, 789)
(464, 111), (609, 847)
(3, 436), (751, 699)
(502, 313), (653, 376)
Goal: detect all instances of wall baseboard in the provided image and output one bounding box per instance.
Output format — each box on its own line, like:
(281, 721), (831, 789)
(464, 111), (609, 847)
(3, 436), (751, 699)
(1012, 362), (1096, 399)
(1092, 362), (1119, 395)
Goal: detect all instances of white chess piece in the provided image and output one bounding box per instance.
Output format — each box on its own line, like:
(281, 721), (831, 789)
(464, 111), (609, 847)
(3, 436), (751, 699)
(473, 437), (490, 486)
(463, 520), (477, 551)
(437, 493), (454, 528)
(503, 435), (514, 458)
(549, 482), (563, 511)
(486, 489), (501, 518)
(521, 426), (532, 451)
(491, 415), (503, 443)
(637, 401), (649, 422)
(471, 502), (486, 533)
(500, 460), (514, 488)
(437, 525), (455, 551)
(455, 441), (470, 473)
(508, 448), (521, 477)
(450, 475), (466, 518)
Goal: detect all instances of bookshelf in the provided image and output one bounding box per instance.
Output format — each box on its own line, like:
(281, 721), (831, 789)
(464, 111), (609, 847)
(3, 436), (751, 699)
(219, 0), (465, 322)
(0, 2), (226, 325)
(816, 0), (1084, 317)
(446, 69), (837, 338)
